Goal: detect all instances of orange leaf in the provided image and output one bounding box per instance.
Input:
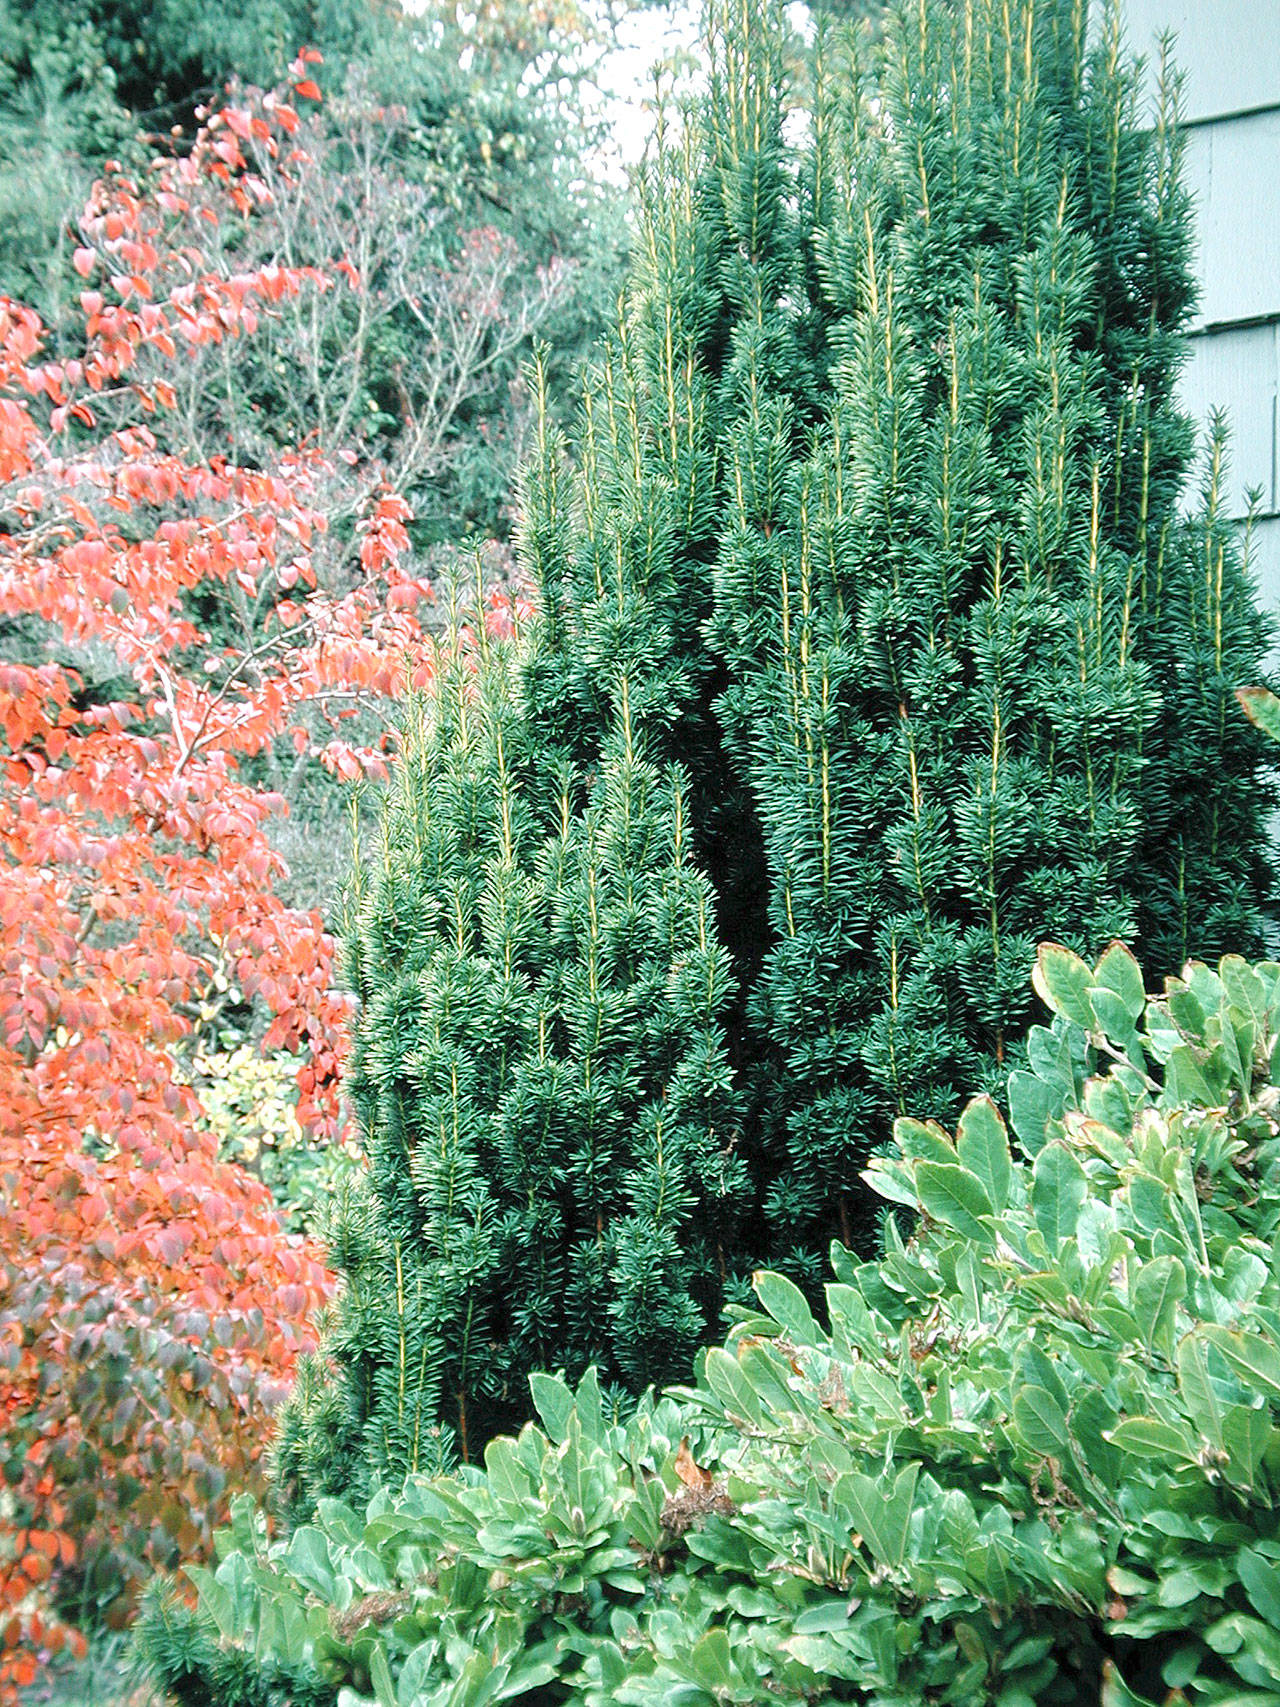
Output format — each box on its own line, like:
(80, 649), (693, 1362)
(673, 1438), (713, 1491)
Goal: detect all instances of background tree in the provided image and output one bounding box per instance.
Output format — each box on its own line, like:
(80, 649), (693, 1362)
(91, 69), (581, 907)
(0, 0), (638, 917)
(0, 77), (434, 1689)
(0, 0), (629, 459)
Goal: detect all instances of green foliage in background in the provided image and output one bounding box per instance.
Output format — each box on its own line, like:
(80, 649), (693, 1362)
(0, 0), (357, 322)
(190, 1044), (361, 1237)
(0, 0), (627, 546)
(138, 940), (1280, 1705)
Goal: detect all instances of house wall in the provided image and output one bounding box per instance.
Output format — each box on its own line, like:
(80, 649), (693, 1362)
(1121, 0), (1280, 621)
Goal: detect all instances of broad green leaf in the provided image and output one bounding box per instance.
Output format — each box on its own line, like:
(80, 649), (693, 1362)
(1239, 1548), (1280, 1626)
(1012, 1382), (1070, 1458)
(1084, 1075), (1138, 1139)
(316, 1498), (363, 1548)
(187, 1564), (236, 1642)
(915, 1161), (995, 1244)
(1215, 1009), (1247, 1088)
(794, 1602), (858, 1635)
(687, 1627), (736, 1693)
(754, 1269), (818, 1342)
(398, 1640), (441, 1705)
(1008, 1069), (1057, 1154)
(956, 1096), (1012, 1213)
(552, 1415), (589, 1533)
(1203, 1612), (1280, 1692)
(1164, 1045), (1219, 1109)
(955, 1247), (983, 1323)
(1015, 1343), (1070, 1417)
(1167, 984), (1207, 1044)
(848, 1359), (908, 1422)
(574, 1366), (605, 1444)
(1178, 1334), (1226, 1450)
(1033, 942), (1095, 1028)
(895, 1116), (958, 1163)
(1100, 1659), (1162, 1706)
(1071, 1387), (1120, 1488)
(1223, 1405), (1273, 1486)
(1077, 1199), (1119, 1270)
(369, 1644), (396, 1707)
(1131, 1256), (1186, 1356)
(1127, 1171), (1172, 1237)
(484, 1436), (531, 1507)
(493, 1661), (559, 1700)
(529, 1372), (575, 1444)
(1107, 1417), (1197, 1461)
(864, 1157), (921, 1210)
(739, 1341), (804, 1415)
(704, 1345), (764, 1427)
(969, 1536), (1012, 1604)
(880, 1461), (920, 1568)
(1090, 986), (1141, 1053)
(1185, 961), (1226, 1013)
(825, 1283), (885, 1358)
(1157, 1569), (1208, 1609)
(781, 1634), (852, 1675)
(1031, 1142), (1087, 1251)
(1201, 1326), (1280, 1400)
(285, 1527), (335, 1601)
(838, 1464), (917, 1569)
(1093, 941), (1146, 1020)
(1222, 955), (1270, 1022)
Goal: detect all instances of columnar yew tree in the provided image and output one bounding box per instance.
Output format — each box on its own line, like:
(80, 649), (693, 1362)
(278, 579), (743, 1498)
(279, 2), (808, 1495)
(725, 3), (1273, 1263)
(294, 0), (1275, 1494)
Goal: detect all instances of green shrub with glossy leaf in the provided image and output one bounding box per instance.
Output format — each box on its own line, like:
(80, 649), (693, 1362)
(140, 941), (1280, 1705)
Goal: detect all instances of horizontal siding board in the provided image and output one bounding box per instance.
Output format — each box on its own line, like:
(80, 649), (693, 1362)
(1180, 113), (1280, 331)
(1113, 5), (1280, 682)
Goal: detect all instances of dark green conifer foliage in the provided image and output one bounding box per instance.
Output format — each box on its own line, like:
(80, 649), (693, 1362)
(518, 0), (821, 1223)
(282, 0), (1276, 1503)
(723, 0), (1274, 1264)
(278, 576), (742, 1500)
(279, 1), (817, 1498)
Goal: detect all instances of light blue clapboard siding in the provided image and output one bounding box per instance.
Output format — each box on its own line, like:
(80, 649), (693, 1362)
(1243, 515), (1280, 629)
(1181, 323), (1279, 520)
(1120, 0), (1280, 125)
(1181, 112), (1280, 331)
(1118, 0), (1280, 655)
